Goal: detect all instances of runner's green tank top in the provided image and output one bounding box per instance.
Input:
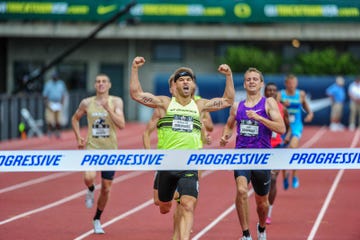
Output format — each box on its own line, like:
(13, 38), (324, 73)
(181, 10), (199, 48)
(86, 96), (118, 150)
(157, 97), (201, 150)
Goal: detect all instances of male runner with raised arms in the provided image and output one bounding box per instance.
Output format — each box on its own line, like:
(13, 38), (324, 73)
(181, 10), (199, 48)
(130, 56), (234, 240)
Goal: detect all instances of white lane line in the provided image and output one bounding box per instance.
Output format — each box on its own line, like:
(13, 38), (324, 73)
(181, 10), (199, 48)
(192, 189), (254, 240)
(0, 172), (73, 194)
(300, 126), (327, 148)
(307, 129), (360, 240)
(74, 199), (154, 240)
(350, 128), (360, 149)
(307, 169), (344, 240)
(0, 171), (144, 226)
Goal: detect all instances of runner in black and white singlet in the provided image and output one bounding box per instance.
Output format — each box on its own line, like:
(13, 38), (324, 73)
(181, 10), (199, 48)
(72, 74), (125, 234)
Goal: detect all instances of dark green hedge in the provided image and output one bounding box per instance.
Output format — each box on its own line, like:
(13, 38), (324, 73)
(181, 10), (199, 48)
(223, 46), (360, 75)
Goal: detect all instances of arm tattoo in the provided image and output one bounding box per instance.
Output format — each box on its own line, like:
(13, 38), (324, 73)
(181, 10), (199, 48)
(142, 97), (153, 104)
(213, 100), (223, 108)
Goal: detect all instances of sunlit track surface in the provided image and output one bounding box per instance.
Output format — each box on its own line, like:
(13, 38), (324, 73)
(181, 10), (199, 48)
(0, 124), (359, 239)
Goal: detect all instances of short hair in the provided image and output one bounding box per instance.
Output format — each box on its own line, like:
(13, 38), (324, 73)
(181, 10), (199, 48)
(168, 73), (175, 88)
(285, 74), (297, 82)
(96, 73), (110, 82)
(173, 67), (196, 83)
(265, 82), (277, 90)
(244, 67), (264, 82)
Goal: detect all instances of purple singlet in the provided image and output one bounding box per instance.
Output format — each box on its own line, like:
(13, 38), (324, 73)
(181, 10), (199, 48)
(235, 97), (272, 149)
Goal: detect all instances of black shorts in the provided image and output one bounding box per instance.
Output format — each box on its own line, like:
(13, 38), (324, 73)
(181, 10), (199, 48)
(101, 171), (115, 180)
(234, 169), (271, 196)
(157, 170), (199, 202)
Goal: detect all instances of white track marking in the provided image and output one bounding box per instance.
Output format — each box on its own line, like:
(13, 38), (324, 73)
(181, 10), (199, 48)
(307, 129), (360, 240)
(74, 199), (154, 240)
(192, 189), (255, 240)
(300, 126), (327, 148)
(0, 172), (73, 194)
(0, 171), (144, 225)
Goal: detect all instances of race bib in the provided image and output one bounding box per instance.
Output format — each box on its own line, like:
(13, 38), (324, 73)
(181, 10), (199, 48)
(240, 120), (259, 137)
(289, 114), (295, 123)
(92, 118), (110, 138)
(272, 131), (277, 138)
(172, 115), (193, 132)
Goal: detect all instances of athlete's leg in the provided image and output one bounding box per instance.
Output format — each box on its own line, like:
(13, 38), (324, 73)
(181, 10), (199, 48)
(84, 171), (96, 188)
(153, 171), (160, 206)
(158, 200), (172, 214)
(176, 195), (197, 240)
(267, 170), (279, 224)
(172, 201), (180, 240)
(288, 136), (300, 188)
(91, 175), (113, 235)
(235, 176), (251, 234)
(84, 171), (96, 208)
(268, 170), (279, 205)
(255, 193), (269, 228)
(97, 178), (113, 212)
(157, 171), (177, 214)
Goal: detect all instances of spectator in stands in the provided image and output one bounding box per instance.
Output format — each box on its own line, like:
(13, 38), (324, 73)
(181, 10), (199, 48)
(326, 76), (346, 131)
(348, 76), (360, 131)
(42, 71), (67, 138)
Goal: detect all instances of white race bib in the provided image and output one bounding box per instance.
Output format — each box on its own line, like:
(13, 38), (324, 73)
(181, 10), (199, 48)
(172, 115), (193, 132)
(289, 114), (295, 123)
(240, 120), (259, 137)
(92, 118), (110, 138)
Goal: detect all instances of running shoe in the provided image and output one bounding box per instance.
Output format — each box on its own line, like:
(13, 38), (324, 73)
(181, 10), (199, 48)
(93, 219), (105, 234)
(265, 217), (271, 225)
(292, 176), (300, 189)
(283, 175), (289, 190)
(240, 236), (252, 240)
(257, 223), (267, 240)
(85, 189), (94, 208)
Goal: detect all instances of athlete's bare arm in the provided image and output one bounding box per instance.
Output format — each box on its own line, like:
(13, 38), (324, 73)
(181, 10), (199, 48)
(143, 109), (161, 149)
(130, 56), (170, 110)
(71, 98), (90, 149)
(220, 102), (238, 147)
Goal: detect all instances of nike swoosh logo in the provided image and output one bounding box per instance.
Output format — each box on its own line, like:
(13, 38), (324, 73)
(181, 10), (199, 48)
(264, 179), (271, 186)
(97, 5), (117, 15)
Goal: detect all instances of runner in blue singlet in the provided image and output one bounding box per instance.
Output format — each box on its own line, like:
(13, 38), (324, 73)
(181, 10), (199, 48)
(277, 74), (314, 189)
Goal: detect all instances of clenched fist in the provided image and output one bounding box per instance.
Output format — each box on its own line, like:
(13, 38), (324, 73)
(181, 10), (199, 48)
(218, 64), (232, 76)
(132, 56), (145, 68)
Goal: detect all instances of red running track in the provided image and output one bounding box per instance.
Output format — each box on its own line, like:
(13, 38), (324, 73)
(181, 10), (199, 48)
(1, 123), (360, 239)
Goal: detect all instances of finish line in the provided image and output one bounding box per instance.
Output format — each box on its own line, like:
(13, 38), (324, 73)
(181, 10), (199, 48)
(1, 148), (360, 172)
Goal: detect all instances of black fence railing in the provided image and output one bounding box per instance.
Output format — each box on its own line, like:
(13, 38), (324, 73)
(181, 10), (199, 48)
(0, 91), (91, 141)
